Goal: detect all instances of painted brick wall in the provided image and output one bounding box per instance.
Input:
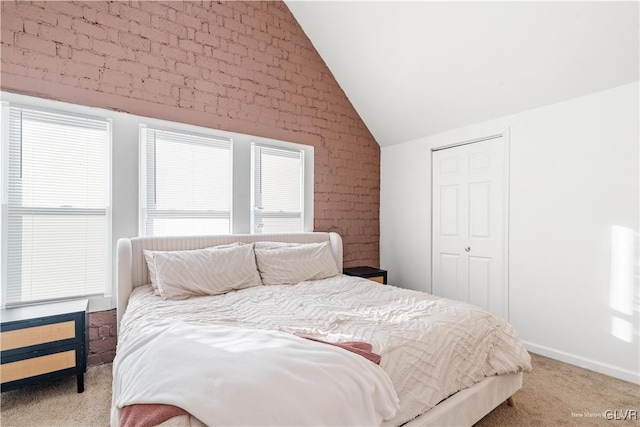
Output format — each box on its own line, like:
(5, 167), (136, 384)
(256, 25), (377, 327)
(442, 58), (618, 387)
(1, 1), (380, 365)
(88, 308), (117, 365)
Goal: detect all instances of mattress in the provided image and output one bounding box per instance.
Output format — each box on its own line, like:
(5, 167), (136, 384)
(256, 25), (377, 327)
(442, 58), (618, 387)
(114, 274), (531, 426)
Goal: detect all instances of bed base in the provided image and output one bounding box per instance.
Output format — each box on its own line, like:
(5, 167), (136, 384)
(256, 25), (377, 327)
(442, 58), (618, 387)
(403, 372), (522, 426)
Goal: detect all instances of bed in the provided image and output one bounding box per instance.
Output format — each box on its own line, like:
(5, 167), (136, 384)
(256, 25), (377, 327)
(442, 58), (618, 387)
(112, 232), (531, 426)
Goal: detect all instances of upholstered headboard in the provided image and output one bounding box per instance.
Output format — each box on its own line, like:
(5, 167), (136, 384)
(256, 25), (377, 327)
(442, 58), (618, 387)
(116, 232), (343, 327)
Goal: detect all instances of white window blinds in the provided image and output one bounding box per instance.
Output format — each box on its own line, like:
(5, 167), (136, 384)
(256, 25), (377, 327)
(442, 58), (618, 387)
(4, 107), (110, 305)
(251, 144), (304, 233)
(141, 127), (232, 236)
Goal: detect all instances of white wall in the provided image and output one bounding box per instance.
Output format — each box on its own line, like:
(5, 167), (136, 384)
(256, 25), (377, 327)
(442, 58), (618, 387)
(380, 82), (639, 384)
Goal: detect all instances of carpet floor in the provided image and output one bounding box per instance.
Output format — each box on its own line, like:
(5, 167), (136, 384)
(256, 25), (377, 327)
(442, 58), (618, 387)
(1, 353), (638, 426)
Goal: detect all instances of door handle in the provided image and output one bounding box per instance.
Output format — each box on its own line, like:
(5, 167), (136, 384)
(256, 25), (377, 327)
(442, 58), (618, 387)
(465, 247), (471, 252)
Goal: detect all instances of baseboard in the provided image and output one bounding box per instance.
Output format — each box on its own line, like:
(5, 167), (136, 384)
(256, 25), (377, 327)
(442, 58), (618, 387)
(523, 341), (640, 385)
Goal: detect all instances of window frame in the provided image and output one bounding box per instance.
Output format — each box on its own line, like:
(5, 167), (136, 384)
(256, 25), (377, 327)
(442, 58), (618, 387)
(139, 125), (233, 237)
(1, 101), (113, 310)
(251, 143), (305, 234)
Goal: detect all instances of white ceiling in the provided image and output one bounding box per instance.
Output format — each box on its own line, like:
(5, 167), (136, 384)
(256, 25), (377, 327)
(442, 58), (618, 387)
(285, 1), (640, 147)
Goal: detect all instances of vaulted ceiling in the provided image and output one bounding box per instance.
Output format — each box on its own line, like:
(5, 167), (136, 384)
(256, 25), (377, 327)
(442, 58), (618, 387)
(286, 1), (639, 147)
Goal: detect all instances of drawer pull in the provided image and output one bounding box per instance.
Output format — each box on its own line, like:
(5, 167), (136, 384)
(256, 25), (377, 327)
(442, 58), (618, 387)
(0, 321), (76, 351)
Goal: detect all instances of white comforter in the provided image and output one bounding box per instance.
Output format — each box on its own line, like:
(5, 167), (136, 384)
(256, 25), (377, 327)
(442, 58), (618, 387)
(112, 321), (398, 426)
(113, 275), (531, 426)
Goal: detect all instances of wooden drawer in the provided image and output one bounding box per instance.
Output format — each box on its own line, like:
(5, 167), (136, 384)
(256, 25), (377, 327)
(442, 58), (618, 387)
(1, 321), (76, 351)
(368, 276), (385, 284)
(1, 350), (76, 383)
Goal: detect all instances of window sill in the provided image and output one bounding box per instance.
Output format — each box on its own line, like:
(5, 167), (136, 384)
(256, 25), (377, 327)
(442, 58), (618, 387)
(87, 295), (115, 313)
(3, 295), (114, 314)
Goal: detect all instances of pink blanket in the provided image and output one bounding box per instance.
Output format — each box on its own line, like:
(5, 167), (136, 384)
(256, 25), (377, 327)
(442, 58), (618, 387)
(120, 403), (188, 427)
(300, 336), (382, 365)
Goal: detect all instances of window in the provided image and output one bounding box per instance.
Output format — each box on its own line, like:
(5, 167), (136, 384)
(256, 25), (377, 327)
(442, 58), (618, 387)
(1, 91), (315, 310)
(141, 126), (232, 236)
(3, 106), (110, 306)
(252, 144), (304, 233)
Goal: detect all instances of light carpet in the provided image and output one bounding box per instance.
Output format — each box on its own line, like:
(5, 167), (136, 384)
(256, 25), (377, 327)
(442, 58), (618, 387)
(1, 353), (638, 426)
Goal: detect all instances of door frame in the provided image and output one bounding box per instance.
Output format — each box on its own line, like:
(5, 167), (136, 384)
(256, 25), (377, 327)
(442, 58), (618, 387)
(430, 129), (511, 320)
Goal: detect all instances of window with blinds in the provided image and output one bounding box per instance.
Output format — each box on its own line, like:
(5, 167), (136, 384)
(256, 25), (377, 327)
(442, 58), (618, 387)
(4, 107), (110, 305)
(141, 127), (232, 236)
(251, 144), (304, 234)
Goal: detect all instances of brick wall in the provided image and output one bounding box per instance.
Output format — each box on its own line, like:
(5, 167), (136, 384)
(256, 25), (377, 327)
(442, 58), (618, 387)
(87, 309), (117, 365)
(1, 1), (380, 365)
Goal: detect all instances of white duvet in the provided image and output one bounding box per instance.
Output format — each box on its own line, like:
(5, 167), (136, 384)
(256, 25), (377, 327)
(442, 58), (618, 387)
(112, 275), (531, 426)
(112, 321), (398, 426)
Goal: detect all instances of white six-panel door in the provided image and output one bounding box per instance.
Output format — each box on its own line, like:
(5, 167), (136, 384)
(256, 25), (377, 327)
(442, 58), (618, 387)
(431, 136), (507, 319)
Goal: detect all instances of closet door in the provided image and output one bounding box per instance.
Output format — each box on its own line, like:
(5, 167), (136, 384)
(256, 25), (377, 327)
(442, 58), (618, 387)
(431, 136), (508, 319)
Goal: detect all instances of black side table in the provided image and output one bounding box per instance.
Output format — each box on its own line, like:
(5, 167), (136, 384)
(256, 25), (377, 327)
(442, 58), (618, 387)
(343, 266), (388, 284)
(1, 299), (88, 393)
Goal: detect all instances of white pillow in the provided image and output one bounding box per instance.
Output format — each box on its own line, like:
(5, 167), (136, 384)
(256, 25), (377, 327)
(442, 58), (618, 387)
(144, 243), (242, 295)
(151, 243), (263, 300)
(254, 241), (299, 249)
(254, 241), (340, 285)
(143, 249), (162, 294)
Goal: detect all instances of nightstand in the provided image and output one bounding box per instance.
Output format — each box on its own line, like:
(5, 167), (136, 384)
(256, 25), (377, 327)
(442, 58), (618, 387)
(343, 266), (388, 284)
(1, 299), (88, 393)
